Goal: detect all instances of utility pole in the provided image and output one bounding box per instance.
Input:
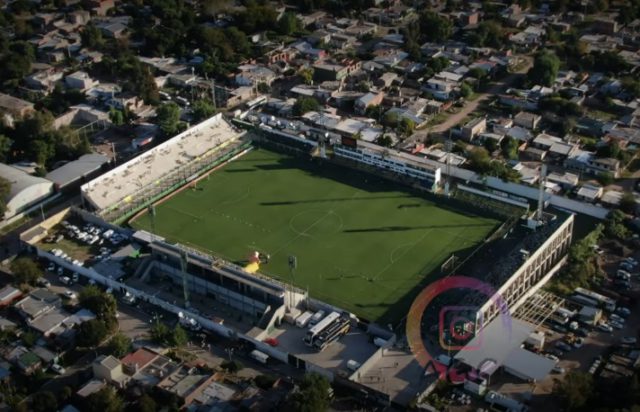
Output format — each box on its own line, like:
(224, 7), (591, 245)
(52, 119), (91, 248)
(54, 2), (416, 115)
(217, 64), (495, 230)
(211, 79), (216, 111)
(288, 255), (297, 309)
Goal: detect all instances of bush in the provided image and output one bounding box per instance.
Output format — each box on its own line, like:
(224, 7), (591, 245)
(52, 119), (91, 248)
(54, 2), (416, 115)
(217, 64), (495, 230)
(221, 360), (243, 373)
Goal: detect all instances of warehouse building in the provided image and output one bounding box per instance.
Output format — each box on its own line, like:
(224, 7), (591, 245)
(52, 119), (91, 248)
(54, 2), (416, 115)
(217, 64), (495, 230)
(0, 163), (54, 220)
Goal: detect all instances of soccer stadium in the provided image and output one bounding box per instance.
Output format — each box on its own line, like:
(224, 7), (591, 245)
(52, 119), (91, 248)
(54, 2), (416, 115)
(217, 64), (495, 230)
(129, 147), (500, 323)
(80, 115), (505, 324)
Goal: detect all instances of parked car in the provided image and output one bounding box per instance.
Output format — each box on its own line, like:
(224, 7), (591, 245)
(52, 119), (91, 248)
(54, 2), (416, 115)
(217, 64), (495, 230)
(573, 337), (585, 348)
(47, 263), (56, 272)
(616, 307), (631, 317)
(610, 314), (625, 324)
(552, 366), (566, 374)
(610, 321), (624, 330)
(576, 328), (589, 338)
(50, 364), (66, 375)
(555, 342), (572, 352)
(36, 278), (51, 287)
(545, 354), (560, 363)
(263, 337), (279, 347)
(59, 276), (71, 285)
(598, 323), (613, 333)
(63, 291), (77, 300)
(550, 349), (564, 357)
(56, 266), (64, 276)
(621, 337), (637, 345)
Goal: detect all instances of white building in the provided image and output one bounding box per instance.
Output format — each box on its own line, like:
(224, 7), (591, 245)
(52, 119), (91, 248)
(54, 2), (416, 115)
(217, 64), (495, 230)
(0, 163), (54, 220)
(334, 138), (441, 190)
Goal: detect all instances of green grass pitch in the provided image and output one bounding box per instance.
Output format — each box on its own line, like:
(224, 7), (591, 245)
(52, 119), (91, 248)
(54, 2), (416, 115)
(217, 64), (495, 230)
(131, 147), (500, 324)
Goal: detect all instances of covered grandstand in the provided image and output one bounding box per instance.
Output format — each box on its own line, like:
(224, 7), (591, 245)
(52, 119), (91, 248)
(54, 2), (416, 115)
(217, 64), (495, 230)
(81, 114), (248, 223)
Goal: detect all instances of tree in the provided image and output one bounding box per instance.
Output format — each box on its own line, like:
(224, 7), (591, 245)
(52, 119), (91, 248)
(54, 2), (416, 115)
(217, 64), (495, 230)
(76, 318), (109, 348)
(10, 257), (41, 285)
(528, 50), (560, 87)
(31, 391), (57, 412)
(79, 286), (117, 320)
(420, 11), (453, 42)
(293, 97), (320, 116)
(137, 394), (157, 412)
(288, 373), (331, 412)
(460, 82), (473, 99)
(0, 176), (9, 217)
(221, 360), (243, 373)
(191, 100), (216, 123)
(298, 68), (314, 85)
(150, 320), (171, 344)
(171, 325), (188, 347)
(278, 12), (300, 36)
(376, 135), (393, 147)
(109, 108), (125, 126)
(619, 192), (637, 215)
(85, 387), (124, 412)
(107, 333), (132, 357)
(397, 118), (415, 138)
(501, 136), (519, 159)
(80, 23), (103, 49)
(257, 82), (270, 94)
(553, 371), (593, 411)
(156, 102), (182, 137)
(0, 134), (12, 162)
(483, 138), (498, 153)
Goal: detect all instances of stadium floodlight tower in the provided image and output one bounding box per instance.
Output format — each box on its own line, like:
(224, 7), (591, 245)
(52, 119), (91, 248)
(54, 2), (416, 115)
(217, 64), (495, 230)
(287, 255), (297, 309)
(180, 249), (191, 308)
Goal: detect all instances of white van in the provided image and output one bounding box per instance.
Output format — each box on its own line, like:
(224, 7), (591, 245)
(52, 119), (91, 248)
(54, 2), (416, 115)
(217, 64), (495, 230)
(309, 310), (325, 327)
(296, 311), (313, 328)
(250, 350), (269, 364)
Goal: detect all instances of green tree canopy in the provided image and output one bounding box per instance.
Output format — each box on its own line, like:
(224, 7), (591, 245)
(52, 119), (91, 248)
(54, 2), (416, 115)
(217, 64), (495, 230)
(31, 390), (58, 412)
(77, 319), (109, 348)
(79, 285), (117, 320)
(619, 192), (637, 215)
(107, 333), (132, 357)
(278, 12), (301, 36)
(10, 257), (40, 285)
(84, 387), (124, 412)
(420, 11), (453, 42)
(553, 371), (593, 411)
(191, 100), (216, 123)
(288, 373), (332, 412)
(528, 50), (561, 87)
(156, 102), (182, 137)
(460, 82), (473, 99)
(293, 97), (320, 116)
(0, 176), (11, 217)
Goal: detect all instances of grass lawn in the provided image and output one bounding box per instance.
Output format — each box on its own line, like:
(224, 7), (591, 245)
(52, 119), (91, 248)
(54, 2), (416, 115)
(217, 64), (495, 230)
(131, 148), (500, 324)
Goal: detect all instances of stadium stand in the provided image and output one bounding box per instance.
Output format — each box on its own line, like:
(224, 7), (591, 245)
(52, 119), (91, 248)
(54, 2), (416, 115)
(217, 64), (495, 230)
(81, 114), (247, 221)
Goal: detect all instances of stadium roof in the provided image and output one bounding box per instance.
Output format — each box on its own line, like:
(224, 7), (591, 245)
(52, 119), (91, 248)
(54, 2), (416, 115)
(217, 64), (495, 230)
(454, 314), (533, 375)
(46, 153), (109, 189)
(81, 114), (243, 211)
(503, 347), (556, 381)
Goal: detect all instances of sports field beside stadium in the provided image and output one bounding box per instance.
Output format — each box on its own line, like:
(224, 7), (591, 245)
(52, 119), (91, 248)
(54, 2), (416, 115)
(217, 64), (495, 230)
(131, 147), (500, 323)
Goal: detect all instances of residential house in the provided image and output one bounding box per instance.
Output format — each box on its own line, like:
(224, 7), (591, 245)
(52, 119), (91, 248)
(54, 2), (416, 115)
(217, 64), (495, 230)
(121, 347), (180, 386)
(0, 93), (35, 122)
(513, 111), (541, 130)
(355, 92), (384, 115)
(93, 355), (129, 388)
(0, 286), (22, 308)
(576, 184), (603, 203)
(424, 79), (454, 100)
(601, 190), (624, 207)
(235, 64), (277, 87)
(593, 18), (619, 35)
(65, 71), (98, 91)
(546, 171), (579, 190)
(375, 72), (398, 89)
(25, 69), (64, 94)
(14, 289), (61, 320)
(461, 117), (487, 141)
(157, 365), (217, 408)
(509, 26), (545, 49)
(565, 149), (621, 178)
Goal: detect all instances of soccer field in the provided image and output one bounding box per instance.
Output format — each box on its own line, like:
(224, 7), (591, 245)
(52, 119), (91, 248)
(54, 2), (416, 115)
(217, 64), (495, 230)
(131, 147), (500, 323)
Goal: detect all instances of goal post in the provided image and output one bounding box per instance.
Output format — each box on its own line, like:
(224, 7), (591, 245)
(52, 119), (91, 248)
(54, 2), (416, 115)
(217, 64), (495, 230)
(441, 254), (458, 274)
